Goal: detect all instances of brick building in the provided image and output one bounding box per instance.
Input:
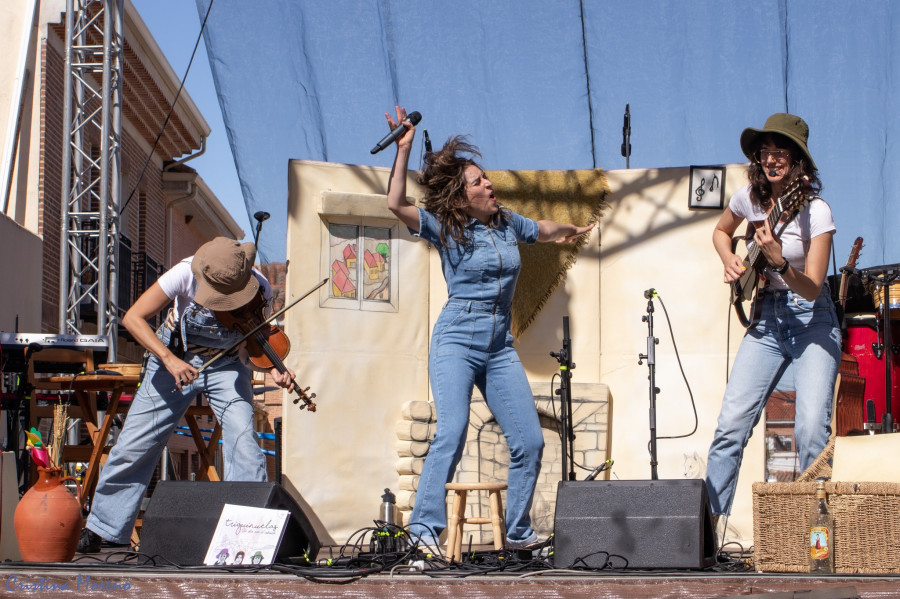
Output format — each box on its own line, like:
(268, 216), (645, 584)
(1, 1), (257, 484)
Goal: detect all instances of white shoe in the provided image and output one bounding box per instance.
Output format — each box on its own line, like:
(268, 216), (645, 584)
(506, 532), (540, 550)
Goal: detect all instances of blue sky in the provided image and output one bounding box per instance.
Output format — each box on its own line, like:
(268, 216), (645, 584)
(131, 0), (250, 240)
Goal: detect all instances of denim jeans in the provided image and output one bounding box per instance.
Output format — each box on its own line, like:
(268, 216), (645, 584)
(408, 300), (544, 545)
(86, 307), (267, 544)
(705, 285), (841, 515)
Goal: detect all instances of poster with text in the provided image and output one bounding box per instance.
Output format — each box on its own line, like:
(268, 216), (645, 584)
(203, 503), (290, 566)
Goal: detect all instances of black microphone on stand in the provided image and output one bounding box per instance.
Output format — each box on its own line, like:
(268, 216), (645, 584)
(621, 104), (632, 168)
(253, 211), (270, 247)
(371, 111), (422, 154)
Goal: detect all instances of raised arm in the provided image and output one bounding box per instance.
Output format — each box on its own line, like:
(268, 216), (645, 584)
(385, 106), (421, 232)
(536, 220), (595, 243)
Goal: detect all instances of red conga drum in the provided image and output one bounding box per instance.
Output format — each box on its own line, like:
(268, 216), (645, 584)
(843, 314), (900, 426)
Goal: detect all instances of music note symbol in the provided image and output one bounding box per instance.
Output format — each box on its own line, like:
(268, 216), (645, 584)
(709, 174), (720, 192)
(695, 178), (706, 203)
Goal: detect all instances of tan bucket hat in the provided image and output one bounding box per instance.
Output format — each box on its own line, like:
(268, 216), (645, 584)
(191, 237), (259, 311)
(739, 112), (817, 170)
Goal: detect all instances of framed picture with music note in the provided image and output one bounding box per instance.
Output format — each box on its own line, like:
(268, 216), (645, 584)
(688, 165), (726, 210)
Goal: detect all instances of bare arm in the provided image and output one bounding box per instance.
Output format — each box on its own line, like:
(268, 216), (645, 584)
(122, 282), (197, 389)
(755, 216), (833, 301)
(536, 220), (595, 243)
(712, 206), (747, 283)
(385, 106), (421, 232)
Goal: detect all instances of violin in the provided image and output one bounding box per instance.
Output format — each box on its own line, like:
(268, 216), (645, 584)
(214, 289), (317, 412)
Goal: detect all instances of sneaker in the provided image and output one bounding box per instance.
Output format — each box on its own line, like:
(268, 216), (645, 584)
(76, 528), (102, 554)
(506, 532), (541, 550)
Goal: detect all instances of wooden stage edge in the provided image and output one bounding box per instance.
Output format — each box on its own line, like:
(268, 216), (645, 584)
(0, 564), (898, 598)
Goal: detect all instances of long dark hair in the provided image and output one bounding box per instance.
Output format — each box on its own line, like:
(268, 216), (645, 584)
(417, 136), (504, 245)
(747, 133), (822, 209)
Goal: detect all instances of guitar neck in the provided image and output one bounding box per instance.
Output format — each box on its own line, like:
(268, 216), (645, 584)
(745, 181), (802, 269)
(838, 237), (864, 308)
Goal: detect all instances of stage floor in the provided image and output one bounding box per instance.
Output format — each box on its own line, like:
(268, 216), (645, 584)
(1, 555), (897, 598)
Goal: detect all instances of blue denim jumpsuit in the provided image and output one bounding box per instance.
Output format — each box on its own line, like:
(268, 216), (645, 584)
(408, 207), (544, 546)
(87, 299), (268, 544)
(705, 285), (841, 515)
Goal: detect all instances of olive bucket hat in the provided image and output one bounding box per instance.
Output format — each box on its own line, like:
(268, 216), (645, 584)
(739, 112), (817, 170)
(191, 237), (259, 311)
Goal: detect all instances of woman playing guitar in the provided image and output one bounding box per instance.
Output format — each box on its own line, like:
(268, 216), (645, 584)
(705, 114), (842, 526)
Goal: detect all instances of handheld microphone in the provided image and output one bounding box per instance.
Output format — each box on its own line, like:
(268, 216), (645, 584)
(643, 288), (656, 300)
(768, 168), (777, 177)
(371, 111), (422, 154)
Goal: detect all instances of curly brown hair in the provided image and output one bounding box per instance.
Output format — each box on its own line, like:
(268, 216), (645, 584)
(747, 133), (822, 209)
(417, 136), (505, 245)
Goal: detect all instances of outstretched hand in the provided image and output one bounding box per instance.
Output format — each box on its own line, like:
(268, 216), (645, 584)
(555, 223), (595, 244)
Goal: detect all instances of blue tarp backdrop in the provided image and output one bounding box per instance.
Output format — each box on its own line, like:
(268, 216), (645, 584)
(197, 0), (898, 270)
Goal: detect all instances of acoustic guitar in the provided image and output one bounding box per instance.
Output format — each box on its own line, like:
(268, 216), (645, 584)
(834, 236), (866, 436)
(730, 176), (810, 328)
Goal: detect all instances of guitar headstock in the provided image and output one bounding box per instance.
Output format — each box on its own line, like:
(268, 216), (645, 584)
(839, 236), (864, 307)
(777, 175), (812, 215)
(846, 236), (864, 269)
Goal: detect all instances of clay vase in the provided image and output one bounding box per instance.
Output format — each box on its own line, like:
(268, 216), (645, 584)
(13, 466), (84, 562)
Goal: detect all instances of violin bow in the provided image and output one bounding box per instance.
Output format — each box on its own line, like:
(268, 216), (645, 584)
(197, 277), (329, 373)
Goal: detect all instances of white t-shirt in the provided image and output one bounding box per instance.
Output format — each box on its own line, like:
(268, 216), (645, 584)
(157, 257), (273, 321)
(728, 184), (836, 290)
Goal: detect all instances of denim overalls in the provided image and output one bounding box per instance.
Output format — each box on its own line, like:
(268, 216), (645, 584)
(408, 207), (544, 546)
(705, 284), (841, 516)
(86, 301), (268, 544)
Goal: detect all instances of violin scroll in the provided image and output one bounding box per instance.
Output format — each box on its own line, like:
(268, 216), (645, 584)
(292, 386), (317, 412)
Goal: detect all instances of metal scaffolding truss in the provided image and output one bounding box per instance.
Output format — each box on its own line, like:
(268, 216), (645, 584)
(59, 0), (123, 359)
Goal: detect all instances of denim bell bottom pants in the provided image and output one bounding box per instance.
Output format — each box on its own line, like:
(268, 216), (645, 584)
(408, 300), (544, 546)
(86, 353), (267, 544)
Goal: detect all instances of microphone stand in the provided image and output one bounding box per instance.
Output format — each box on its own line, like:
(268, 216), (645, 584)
(550, 316), (576, 481)
(638, 291), (660, 480)
(253, 211), (270, 247)
(850, 264), (900, 433)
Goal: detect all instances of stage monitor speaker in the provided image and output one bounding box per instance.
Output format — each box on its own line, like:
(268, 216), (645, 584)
(140, 481), (321, 566)
(553, 479), (715, 570)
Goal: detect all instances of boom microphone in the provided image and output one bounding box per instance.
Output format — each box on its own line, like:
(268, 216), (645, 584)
(371, 111), (422, 154)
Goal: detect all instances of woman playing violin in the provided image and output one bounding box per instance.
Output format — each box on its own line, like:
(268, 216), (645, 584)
(78, 237), (296, 553)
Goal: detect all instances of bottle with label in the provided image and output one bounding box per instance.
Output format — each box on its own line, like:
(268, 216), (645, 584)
(809, 479), (834, 574)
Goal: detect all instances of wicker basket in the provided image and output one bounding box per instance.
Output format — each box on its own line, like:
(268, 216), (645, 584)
(753, 437), (900, 573)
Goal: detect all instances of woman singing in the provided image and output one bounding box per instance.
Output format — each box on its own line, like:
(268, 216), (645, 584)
(383, 106), (593, 551)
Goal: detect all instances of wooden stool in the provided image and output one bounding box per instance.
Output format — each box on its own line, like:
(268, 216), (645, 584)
(445, 481), (507, 561)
